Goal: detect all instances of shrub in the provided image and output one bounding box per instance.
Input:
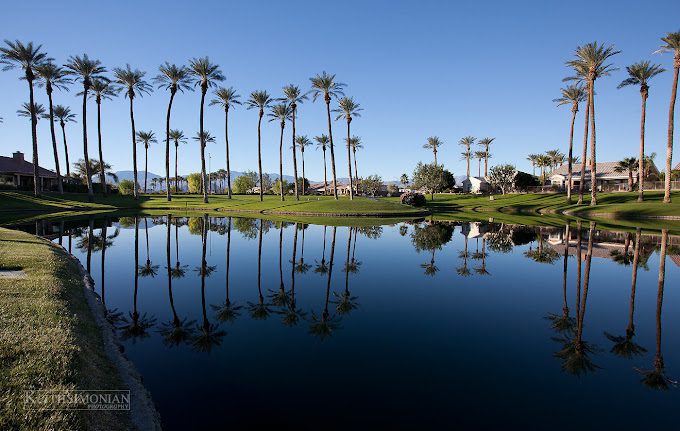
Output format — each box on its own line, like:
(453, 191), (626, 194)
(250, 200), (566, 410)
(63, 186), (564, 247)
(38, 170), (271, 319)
(187, 173), (203, 193)
(117, 179), (136, 195)
(400, 192), (426, 207)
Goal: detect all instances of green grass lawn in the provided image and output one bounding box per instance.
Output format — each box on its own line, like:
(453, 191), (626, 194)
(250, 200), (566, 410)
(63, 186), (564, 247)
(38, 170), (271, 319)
(0, 228), (131, 430)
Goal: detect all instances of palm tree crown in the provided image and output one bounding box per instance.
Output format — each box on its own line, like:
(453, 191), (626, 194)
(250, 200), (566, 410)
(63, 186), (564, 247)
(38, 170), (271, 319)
(553, 84), (587, 108)
(64, 54), (106, 89)
(136, 131), (157, 148)
(315, 134), (330, 150)
(89, 78), (119, 102)
(267, 102), (292, 124)
(153, 62), (193, 93)
(193, 131), (216, 146)
(657, 31), (680, 59)
(246, 90), (273, 111)
(296, 135), (311, 152)
(53, 105), (76, 123)
(210, 86), (241, 110)
(188, 57), (224, 91)
(618, 61), (665, 92)
(565, 42), (620, 82)
(614, 157), (638, 173)
(309, 71), (345, 102)
(333, 96), (362, 120)
(424, 136), (443, 152)
(0, 40), (48, 81)
(346, 135), (362, 151)
(17, 102), (45, 120)
(113, 64), (152, 99)
(280, 84), (307, 108)
(169, 129), (186, 145)
(35, 61), (71, 92)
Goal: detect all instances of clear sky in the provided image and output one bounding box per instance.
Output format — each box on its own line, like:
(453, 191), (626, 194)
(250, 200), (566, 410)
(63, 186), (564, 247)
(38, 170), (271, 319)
(1, 0), (679, 181)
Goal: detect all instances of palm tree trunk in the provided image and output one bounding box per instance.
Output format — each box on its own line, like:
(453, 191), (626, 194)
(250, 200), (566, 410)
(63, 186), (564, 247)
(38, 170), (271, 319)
(46, 87), (63, 194)
(225, 108), (232, 199)
(478, 158), (481, 177)
(226, 217), (232, 304)
(663, 62), (678, 203)
(629, 170), (634, 191)
(96, 99), (106, 196)
(174, 142), (179, 193)
(326, 98), (338, 199)
(638, 91), (647, 202)
(484, 146), (489, 177)
(566, 105), (577, 202)
(466, 149), (470, 177)
(292, 106), (300, 200)
(129, 96), (139, 200)
(279, 122), (285, 201)
(60, 121), (70, 178)
(27, 77), (40, 196)
(81, 85), (94, 201)
(200, 88), (209, 203)
(257, 110), (264, 202)
(353, 147), (359, 189)
(346, 119), (354, 200)
(322, 148), (328, 195)
(165, 90), (175, 202)
(144, 146), (148, 193)
(655, 229), (668, 369)
(588, 79), (598, 205)
(578, 98), (590, 204)
(433, 149), (437, 166)
(628, 228), (641, 334)
(301, 151), (306, 196)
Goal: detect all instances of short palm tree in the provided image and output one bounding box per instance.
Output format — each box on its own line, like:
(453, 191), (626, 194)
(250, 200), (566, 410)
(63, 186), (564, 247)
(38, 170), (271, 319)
(566, 42), (620, 206)
(0, 40), (48, 196)
(554, 84), (587, 202)
(474, 150), (487, 177)
(268, 102), (292, 201)
(169, 129), (187, 192)
(617, 61), (665, 202)
(246, 90), (273, 201)
(154, 63), (193, 201)
(113, 65), (152, 199)
(210, 86), (241, 198)
(614, 157), (639, 191)
(296, 135), (311, 195)
(459, 136), (476, 177)
(89, 78), (119, 195)
(333, 96), (362, 200)
(281, 85), (308, 200)
(545, 149), (564, 171)
(527, 153), (539, 176)
(423, 136), (443, 165)
(136, 131), (157, 193)
(536, 154), (552, 185)
(35, 61), (70, 194)
(188, 57), (224, 203)
(657, 32), (680, 204)
(314, 134), (330, 194)
(309, 71), (345, 199)
(477, 137), (495, 177)
(347, 135), (363, 185)
(192, 131), (216, 194)
(52, 105), (76, 177)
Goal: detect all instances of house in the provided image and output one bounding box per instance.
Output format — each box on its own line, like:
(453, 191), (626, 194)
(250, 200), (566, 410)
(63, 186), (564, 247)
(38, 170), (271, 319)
(549, 161), (659, 191)
(0, 151), (57, 190)
(462, 176), (490, 193)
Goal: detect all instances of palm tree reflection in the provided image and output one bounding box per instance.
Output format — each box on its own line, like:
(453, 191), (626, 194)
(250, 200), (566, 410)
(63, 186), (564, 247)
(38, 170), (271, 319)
(309, 226), (341, 339)
(314, 225), (329, 275)
(281, 222), (305, 327)
(545, 223), (575, 334)
(212, 217), (242, 323)
(334, 226), (359, 315)
(248, 219), (271, 320)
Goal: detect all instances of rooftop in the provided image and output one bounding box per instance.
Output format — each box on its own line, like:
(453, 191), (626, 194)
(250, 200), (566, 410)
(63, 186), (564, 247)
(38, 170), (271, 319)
(0, 152), (56, 178)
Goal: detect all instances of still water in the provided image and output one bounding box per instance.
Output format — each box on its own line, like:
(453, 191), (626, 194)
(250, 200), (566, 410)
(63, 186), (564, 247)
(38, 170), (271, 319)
(18, 215), (680, 429)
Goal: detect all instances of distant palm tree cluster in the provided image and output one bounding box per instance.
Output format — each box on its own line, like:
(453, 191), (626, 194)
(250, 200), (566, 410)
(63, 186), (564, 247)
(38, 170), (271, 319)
(0, 40), (367, 202)
(422, 135), (496, 178)
(526, 150), (567, 184)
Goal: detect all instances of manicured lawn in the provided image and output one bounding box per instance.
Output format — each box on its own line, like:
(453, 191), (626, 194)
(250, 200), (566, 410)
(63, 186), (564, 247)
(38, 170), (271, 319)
(0, 228), (131, 430)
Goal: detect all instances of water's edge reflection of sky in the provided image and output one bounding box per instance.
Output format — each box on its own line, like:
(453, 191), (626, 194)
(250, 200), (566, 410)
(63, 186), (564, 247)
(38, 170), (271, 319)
(13, 216), (680, 430)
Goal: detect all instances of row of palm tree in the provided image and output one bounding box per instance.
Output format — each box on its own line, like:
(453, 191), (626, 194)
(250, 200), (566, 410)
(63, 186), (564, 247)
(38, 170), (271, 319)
(422, 135), (496, 178)
(526, 150), (568, 185)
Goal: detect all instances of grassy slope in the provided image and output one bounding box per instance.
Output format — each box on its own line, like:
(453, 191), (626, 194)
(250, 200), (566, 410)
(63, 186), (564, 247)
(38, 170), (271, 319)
(0, 228), (131, 430)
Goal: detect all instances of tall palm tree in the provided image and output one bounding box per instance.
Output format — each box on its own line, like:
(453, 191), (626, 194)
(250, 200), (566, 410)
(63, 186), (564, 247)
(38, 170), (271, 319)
(527, 154), (539, 176)
(657, 32), (680, 204)
(64, 54), (107, 201)
(477, 137), (495, 177)
(212, 217), (242, 323)
(136, 131), (157, 193)
(154, 63), (192, 202)
(347, 135), (363, 186)
(281, 85), (308, 200)
(246, 90), (273, 201)
(210, 87), (241, 198)
(614, 157), (639, 191)
(296, 135), (311, 195)
(189, 57), (224, 203)
(268, 102), (292, 201)
(113, 65), (152, 200)
(17, 103), (45, 121)
(333, 96), (362, 200)
(35, 62), (70, 194)
(0, 40), (48, 196)
(459, 136), (476, 177)
(315, 134), (330, 194)
(566, 42), (620, 206)
(52, 105), (76, 178)
(309, 72), (345, 199)
(474, 150), (486, 177)
(536, 154), (552, 185)
(554, 84), (587, 202)
(191, 131), (216, 194)
(309, 226), (340, 339)
(423, 136), (443, 165)
(169, 129), (187, 192)
(88, 78), (119, 195)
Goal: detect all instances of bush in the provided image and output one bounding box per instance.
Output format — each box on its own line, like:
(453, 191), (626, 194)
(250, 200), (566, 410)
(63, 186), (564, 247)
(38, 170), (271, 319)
(118, 179), (136, 195)
(400, 192), (426, 207)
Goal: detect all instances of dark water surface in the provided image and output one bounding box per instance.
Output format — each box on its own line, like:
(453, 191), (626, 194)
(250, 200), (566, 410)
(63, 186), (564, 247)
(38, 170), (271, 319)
(15, 215), (680, 430)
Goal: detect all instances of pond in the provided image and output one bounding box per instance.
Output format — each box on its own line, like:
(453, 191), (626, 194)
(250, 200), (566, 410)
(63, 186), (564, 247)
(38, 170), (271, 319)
(13, 215), (680, 429)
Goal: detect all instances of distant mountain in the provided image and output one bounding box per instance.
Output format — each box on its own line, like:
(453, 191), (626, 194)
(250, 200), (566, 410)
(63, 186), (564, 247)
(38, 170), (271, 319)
(111, 171), (163, 184)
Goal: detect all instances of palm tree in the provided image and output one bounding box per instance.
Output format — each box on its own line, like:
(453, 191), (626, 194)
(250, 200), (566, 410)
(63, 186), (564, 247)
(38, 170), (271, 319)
(459, 136), (476, 177)
(296, 135), (311, 195)
(212, 218), (242, 323)
(566, 42), (620, 206)
(35, 62), (70, 194)
(248, 220), (271, 320)
(545, 223), (575, 334)
(113, 65), (152, 199)
(315, 134), (330, 194)
(474, 150), (487, 177)
(545, 149), (564, 171)
(210, 87), (241, 198)
(554, 84), (587, 202)
(423, 136), (443, 165)
(536, 154), (552, 185)
(72, 159), (118, 184)
(657, 32), (680, 203)
(0, 40), (48, 196)
(268, 102), (292, 201)
(614, 157), (639, 191)
(309, 226), (340, 339)
(154, 63), (192, 202)
(347, 135), (363, 186)
(246, 90), (273, 201)
(17, 102), (46, 120)
(188, 57), (224, 203)
(281, 85), (308, 200)
(88, 78), (118, 195)
(52, 105), (76, 178)
(526, 154), (539, 176)
(136, 131), (157, 193)
(169, 129), (187, 192)
(333, 96), (362, 200)
(191, 131), (216, 194)
(477, 137), (495, 177)
(310, 72), (345, 199)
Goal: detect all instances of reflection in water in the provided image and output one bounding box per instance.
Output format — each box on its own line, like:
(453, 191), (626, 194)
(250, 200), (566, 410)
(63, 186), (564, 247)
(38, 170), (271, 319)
(248, 220), (271, 321)
(545, 223), (576, 334)
(308, 226), (340, 339)
(212, 217), (242, 324)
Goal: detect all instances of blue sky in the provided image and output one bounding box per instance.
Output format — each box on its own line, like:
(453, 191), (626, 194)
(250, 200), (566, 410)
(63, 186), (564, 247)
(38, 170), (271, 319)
(1, 0), (679, 181)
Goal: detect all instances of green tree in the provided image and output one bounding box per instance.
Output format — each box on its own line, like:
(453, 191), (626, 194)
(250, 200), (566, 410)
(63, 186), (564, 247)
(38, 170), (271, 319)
(333, 96), (362, 200)
(412, 162), (447, 200)
(118, 179), (136, 195)
(233, 171), (258, 194)
(210, 86), (240, 199)
(136, 131), (157, 193)
(187, 173), (203, 193)
(614, 157), (639, 191)
(272, 178), (290, 196)
(657, 32), (680, 203)
(400, 173), (409, 186)
(423, 136), (443, 165)
(246, 90), (273, 201)
(554, 84), (587, 202)
(360, 174), (383, 196)
(268, 102), (292, 201)
(488, 164), (516, 194)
